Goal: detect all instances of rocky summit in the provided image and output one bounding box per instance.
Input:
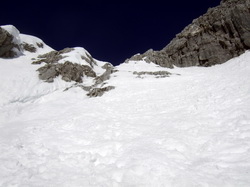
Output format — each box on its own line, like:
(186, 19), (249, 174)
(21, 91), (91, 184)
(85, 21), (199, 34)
(127, 0), (250, 68)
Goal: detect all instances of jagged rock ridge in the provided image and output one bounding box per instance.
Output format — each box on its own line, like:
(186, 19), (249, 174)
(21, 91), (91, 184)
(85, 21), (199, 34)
(127, 0), (250, 68)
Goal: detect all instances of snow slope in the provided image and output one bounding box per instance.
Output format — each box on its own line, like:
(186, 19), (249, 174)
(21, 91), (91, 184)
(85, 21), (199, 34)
(0, 29), (250, 186)
(0, 25), (109, 107)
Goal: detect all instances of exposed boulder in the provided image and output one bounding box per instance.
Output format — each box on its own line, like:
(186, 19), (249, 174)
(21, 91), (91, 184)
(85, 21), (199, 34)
(0, 26), (21, 58)
(126, 0), (250, 68)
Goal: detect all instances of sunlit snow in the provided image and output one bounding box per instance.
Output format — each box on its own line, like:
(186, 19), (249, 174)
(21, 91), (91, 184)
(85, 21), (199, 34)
(0, 28), (250, 186)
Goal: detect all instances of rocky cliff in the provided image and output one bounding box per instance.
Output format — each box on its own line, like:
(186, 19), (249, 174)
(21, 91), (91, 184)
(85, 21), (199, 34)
(127, 0), (250, 68)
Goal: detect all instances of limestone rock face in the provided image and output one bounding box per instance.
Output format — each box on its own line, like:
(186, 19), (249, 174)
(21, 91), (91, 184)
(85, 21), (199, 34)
(127, 0), (250, 68)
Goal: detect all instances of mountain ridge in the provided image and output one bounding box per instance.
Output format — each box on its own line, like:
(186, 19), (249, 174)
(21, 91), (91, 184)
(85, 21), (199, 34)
(1, 0), (250, 87)
(1, 1), (250, 186)
(126, 0), (250, 68)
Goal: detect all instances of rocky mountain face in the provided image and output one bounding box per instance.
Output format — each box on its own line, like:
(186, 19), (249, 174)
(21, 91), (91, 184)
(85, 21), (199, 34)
(127, 0), (250, 68)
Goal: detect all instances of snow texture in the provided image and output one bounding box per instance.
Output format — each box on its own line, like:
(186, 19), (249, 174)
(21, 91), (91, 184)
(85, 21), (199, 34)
(0, 32), (250, 186)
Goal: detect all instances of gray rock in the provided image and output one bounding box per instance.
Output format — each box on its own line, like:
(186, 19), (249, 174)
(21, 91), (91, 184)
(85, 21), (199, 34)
(81, 53), (97, 67)
(32, 48), (75, 64)
(82, 64), (97, 78)
(0, 27), (20, 58)
(33, 50), (64, 64)
(87, 86), (115, 97)
(37, 64), (59, 83)
(37, 61), (96, 83)
(36, 42), (44, 48)
(126, 0), (250, 68)
(22, 42), (37, 53)
(60, 61), (85, 83)
(95, 63), (114, 85)
(28, 37), (116, 96)
(64, 84), (93, 92)
(34, 48), (115, 96)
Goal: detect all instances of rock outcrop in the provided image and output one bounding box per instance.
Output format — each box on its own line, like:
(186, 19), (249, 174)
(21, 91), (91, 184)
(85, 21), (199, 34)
(0, 25), (47, 57)
(22, 42), (37, 53)
(95, 63), (115, 84)
(0, 27), (21, 58)
(127, 0), (250, 68)
(37, 61), (97, 83)
(34, 48), (114, 84)
(33, 47), (116, 96)
(32, 48), (74, 64)
(87, 86), (115, 97)
(0, 25), (115, 97)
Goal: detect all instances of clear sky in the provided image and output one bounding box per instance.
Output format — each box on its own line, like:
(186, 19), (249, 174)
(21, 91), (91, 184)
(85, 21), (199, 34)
(1, 0), (221, 65)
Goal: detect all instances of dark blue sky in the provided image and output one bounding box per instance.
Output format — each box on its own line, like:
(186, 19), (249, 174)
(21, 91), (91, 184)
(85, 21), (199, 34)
(1, 0), (221, 65)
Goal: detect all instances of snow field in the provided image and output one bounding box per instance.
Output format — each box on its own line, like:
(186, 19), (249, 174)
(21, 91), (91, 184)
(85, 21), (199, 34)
(0, 50), (250, 186)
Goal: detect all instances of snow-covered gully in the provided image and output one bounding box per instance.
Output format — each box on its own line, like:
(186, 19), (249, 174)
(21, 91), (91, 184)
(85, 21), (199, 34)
(1, 43), (250, 186)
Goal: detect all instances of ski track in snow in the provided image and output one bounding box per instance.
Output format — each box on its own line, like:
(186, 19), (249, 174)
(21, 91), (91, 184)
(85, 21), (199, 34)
(0, 51), (250, 186)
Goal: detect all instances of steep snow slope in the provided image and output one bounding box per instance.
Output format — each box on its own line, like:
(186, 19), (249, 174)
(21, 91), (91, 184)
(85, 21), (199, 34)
(0, 46), (250, 186)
